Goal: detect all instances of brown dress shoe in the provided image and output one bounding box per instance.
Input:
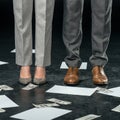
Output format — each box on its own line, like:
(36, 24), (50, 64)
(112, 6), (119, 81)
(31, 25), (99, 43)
(64, 67), (79, 85)
(92, 66), (108, 85)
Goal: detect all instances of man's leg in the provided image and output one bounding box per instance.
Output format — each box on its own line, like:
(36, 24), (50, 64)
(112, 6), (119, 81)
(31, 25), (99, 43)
(63, 0), (84, 68)
(90, 0), (112, 85)
(63, 0), (84, 85)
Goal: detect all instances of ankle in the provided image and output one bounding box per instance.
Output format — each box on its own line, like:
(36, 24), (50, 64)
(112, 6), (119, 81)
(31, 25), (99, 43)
(20, 66), (31, 78)
(21, 66), (30, 71)
(34, 66), (46, 79)
(35, 66), (45, 70)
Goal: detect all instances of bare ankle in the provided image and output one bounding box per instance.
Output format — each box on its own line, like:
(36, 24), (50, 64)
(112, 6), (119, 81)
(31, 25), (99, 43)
(20, 66), (31, 78)
(34, 66), (46, 79)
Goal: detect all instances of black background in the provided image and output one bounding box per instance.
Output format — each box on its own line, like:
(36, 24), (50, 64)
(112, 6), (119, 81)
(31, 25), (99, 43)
(0, 0), (120, 65)
(0, 0), (119, 66)
(0, 0), (119, 42)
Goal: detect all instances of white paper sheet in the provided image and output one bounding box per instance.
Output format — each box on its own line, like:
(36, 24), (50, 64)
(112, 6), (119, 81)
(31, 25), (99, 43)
(0, 61), (8, 65)
(46, 85), (97, 96)
(11, 49), (35, 53)
(10, 49), (16, 53)
(98, 87), (120, 97)
(22, 83), (38, 90)
(75, 114), (101, 120)
(0, 85), (14, 91)
(112, 105), (120, 113)
(0, 95), (19, 108)
(60, 62), (87, 70)
(11, 107), (71, 120)
(0, 108), (6, 113)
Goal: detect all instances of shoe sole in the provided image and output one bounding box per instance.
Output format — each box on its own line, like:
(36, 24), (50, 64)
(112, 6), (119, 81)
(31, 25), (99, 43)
(93, 81), (108, 85)
(64, 82), (80, 86)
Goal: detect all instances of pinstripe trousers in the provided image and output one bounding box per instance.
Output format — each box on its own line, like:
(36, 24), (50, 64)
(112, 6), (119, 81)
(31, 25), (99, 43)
(13, 0), (55, 66)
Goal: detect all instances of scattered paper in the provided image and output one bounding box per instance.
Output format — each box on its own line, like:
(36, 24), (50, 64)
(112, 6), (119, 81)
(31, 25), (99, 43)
(11, 107), (72, 120)
(60, 62), (87, 70)
(10, 49), (16, 53)
(46, 85), (97, 96)
(98, 87), (120, 97)
(0, 95), (19, 108)
(22, 83), (38, 90)
(96, 87), (113, 93)
(11, 49), (35, 53)
(75, 114), (101, 120)
(33, 103), (59, 108)
(0, 85), (14, 91)
(47, 98), (72, 105)
(0, 61), (8, 65)
(0, 108), (6, 113)
(112, 105), (120, 113)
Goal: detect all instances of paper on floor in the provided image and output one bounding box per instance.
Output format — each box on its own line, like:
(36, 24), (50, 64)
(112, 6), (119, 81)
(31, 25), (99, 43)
(47, 98), (72, 105)
(33, 103), (59, 108)
(98, 86), (120, 97)
(0, 95), (19, 108)
(11, 49), (35, 53)
(112, 105), (120, 113)
(0, 61), (8, 65)
(60, 62), (87, 70)
(22, 83), (38, 90)
(75, 114), (101, 120)
(46, 85), (97, 96)
(0, 108), (6, 113)
(11, 107), (72, 120)
(10, 49), (16, 53)
(0, 85), (14, 91)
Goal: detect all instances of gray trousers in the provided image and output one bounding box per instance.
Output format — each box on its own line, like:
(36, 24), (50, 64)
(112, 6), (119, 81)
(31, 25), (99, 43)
(13, 0), (55, 67)
(63, 0), (112, 67)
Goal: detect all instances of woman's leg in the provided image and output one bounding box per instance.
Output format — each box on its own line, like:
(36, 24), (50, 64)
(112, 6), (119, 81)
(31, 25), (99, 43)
(13, 0), (33, 84)
(33, 0), (55, 84)
(35, 0), (55, 67)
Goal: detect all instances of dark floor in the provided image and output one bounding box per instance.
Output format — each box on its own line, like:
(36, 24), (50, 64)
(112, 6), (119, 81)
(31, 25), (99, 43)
(0, 31), (120, 120)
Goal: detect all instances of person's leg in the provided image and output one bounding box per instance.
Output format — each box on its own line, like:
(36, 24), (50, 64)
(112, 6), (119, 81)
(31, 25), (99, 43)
(33, 0), (55, 85)
(63, 0), (84, 85)
(90, 0), (112, 85)
(13, 0), (33, 84)
(63, 0), (84, 68)
(13, 0), (33, 66)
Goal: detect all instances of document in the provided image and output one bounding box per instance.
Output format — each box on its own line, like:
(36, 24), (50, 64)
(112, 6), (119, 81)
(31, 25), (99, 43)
(47, 98), (72, 105)
(22, 83), (38, 90)
(60, 62), (87, 70)
(0, 95), (19, 108)
(0, 108), (6, 113)
(0, 85), (14, 91)
(11, 49), (35, 53)
(11, 107), (72, 120)
(75, 114), (101, 120)
(112, 105), (120, 113)
(98, 87), (120, 97)
(46, 85), (97, 96)
(0, 61), (8, 65)
(33, 103), (59, 108)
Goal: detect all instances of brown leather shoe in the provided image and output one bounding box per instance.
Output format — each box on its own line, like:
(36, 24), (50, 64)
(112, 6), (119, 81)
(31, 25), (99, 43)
(92, 66), (108, 85)
(64, 67), (79, 85)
